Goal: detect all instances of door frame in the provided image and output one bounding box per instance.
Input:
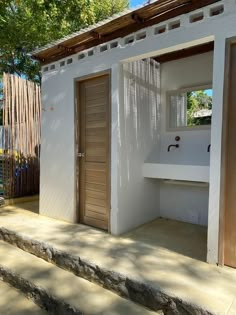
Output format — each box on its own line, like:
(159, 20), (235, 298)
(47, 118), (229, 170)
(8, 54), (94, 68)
(74, 70), (111, 231)
(218, 37), (236, 266)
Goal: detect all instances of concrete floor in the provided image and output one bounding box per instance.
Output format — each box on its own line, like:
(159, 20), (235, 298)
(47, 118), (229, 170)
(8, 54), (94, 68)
(0, 280), (47, 315)
(125, 218), (207, 261)
(1, 201), (236, 314)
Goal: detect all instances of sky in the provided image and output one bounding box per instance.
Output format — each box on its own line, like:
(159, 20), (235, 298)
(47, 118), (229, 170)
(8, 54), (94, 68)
(130, 0), (146, 8)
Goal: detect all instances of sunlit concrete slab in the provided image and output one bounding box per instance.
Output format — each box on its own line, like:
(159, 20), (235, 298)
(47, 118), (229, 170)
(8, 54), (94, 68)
(0, 241), (157, 315)
(1, 201), (236, 314)
(0, 280), (47, 315)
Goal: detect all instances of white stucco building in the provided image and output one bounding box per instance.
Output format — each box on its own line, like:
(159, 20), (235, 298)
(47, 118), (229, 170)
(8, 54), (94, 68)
(33, 0), (236, 269)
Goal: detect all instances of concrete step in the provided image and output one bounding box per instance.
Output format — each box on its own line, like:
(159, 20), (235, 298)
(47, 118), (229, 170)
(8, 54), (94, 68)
(0, 226), (211, 315)
(0, 279), (48, 315)
(0, 240), (158, 315)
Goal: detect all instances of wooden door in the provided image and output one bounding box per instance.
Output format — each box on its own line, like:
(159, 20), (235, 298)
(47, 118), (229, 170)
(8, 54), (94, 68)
(224, 43), (236, 268)
(77, 74), (110, 230)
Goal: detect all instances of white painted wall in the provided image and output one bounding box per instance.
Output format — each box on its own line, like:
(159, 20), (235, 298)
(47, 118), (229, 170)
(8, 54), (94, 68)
(40, 70), (76, 222)
(40, 58), (117, 223)
(207, 37), (227, 264)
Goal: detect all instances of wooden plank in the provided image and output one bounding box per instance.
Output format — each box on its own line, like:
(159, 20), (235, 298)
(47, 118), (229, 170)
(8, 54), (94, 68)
(85, 162), (106, 171)
(86, 136), (106, 143)
(83, 216), (108, 230)
(86, 169), (107, 180)
(86, 196), (107, 207)
(86, 112), (106, 122)
(85, 211), (108, 221)
(86, 105), (106, 114)
(155, 42), (214, 63)
(86, 189), (106, 200)
(86, 121), (107, 129)
(86, 128), (106, 136)
(86, 183), (107, 192)
(86, 175), (107, 185)
(223, 43), (236, 268)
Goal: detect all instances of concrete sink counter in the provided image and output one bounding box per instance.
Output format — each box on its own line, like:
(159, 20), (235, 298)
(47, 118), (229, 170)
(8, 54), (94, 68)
(142, 163), (210, 183)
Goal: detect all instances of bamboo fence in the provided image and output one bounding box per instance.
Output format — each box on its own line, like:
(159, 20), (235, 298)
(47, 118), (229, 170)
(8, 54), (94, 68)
(2, 73), (41, 198)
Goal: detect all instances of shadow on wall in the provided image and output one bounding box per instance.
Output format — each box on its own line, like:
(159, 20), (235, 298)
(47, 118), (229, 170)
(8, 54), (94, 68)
(116, 59), (161, 233)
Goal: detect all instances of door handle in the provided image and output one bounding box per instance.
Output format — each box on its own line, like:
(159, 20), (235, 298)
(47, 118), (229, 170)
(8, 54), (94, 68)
(77, 152), (85, 158)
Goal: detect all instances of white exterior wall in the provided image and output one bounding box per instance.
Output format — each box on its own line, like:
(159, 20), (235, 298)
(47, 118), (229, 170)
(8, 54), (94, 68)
(40, 71), (76, 222)
(40, 0), (236, 263)
(40, 58), (118, 222)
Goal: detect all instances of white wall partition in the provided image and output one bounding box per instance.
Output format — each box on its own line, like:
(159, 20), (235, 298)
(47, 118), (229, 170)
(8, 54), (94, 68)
(115, 59), (161, 234)
(207, 36), (227, 264)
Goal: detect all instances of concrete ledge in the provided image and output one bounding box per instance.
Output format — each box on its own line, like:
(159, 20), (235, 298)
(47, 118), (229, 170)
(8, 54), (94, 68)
(0, 227), (213, 315)
(0, 265), (82, 315)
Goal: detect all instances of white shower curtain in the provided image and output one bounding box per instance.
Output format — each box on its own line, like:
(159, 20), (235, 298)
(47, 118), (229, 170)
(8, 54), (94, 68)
(122, 58), (161, 140)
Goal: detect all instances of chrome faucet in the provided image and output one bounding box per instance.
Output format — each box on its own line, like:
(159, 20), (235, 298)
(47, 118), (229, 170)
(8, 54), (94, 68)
(207, 144), (211, 152)
(168, 144), (179, 152)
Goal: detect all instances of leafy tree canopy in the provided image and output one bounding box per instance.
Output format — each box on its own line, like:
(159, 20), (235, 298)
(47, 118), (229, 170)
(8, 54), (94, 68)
(187, 90), (212, 126)
(0, 0), (128, 83)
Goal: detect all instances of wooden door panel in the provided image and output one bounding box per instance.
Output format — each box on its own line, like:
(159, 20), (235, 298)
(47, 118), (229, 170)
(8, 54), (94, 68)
(85, 204), (107, 215)
(86, 128), (106, 136)
(86, 196), (107, 207)
(86, 190), (106, 200)
(86, 138), (106, 144)
(85, 175), (106, 185)
(86, 105), (106, 115)
(78, 74), (110, 230)
(86, 121), (107, 129)
(86, 183), (107, 192)
(86, 113), (107, 122)
(86, 99), (107, 107)
(86, 169), (107, 180)
(224, 43), (236, 268)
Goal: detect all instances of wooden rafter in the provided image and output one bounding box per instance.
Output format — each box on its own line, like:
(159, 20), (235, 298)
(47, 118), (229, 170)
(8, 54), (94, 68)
(131, 13), (144, 24)
(154, 41), (214, 63)
(33, 0), (221, 64)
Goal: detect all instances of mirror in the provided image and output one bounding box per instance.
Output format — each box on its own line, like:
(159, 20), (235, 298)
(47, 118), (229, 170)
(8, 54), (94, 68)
(168, 86), (213, 129)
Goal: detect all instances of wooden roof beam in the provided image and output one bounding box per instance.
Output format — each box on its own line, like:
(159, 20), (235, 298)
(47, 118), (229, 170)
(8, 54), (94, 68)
(32, 55), (45, 63)
(131, 13), (145, 24)
(90, 30), (102, 39)
(57, 44), (75, 53)
(154, 41), (214, 63)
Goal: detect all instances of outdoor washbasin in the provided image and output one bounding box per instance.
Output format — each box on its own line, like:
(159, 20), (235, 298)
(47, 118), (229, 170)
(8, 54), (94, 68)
(142, 163), (209, 183)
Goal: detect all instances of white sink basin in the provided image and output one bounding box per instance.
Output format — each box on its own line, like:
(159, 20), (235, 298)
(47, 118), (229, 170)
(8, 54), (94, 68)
(142, 163), (209, 183)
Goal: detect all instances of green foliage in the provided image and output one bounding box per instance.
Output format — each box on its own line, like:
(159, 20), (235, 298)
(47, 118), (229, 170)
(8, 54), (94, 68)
(187, 90), (212, 126)
(0, 0), (129, 83)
